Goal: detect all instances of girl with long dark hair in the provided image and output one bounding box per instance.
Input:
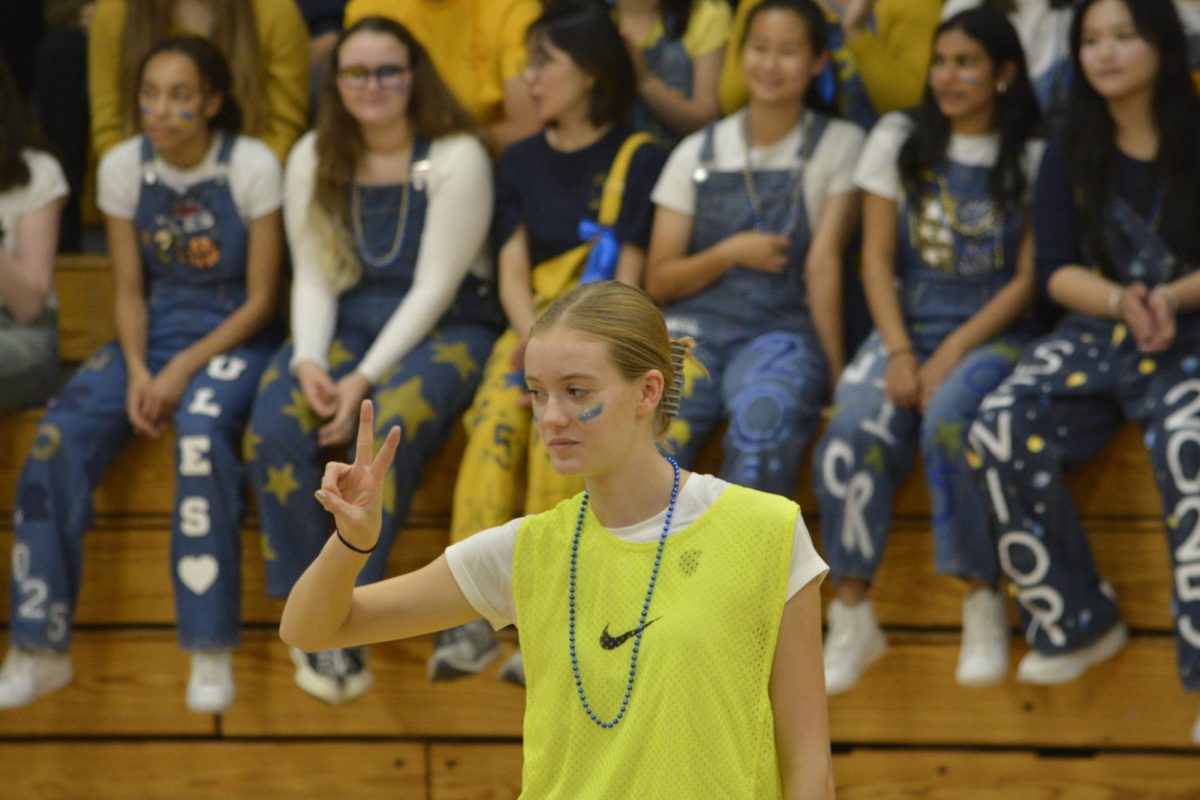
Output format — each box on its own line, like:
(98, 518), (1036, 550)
(971, 0), (1200, 744)
(813, 7), (1043, 695)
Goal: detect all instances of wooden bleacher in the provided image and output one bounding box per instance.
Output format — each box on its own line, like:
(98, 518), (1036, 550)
(0, 256), (1195, 799)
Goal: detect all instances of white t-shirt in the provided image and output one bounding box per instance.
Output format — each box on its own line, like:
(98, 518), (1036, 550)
(445, 472), (830, 631)
(854, 111), (1045, 204)
(285, 131), (494, 383)
(651, 109), (865, 230)
(0, 149), (68, 310)
(97, 133), (283, 222)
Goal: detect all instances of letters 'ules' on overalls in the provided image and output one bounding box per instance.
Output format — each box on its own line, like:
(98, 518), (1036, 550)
(11, 134), (279, 651)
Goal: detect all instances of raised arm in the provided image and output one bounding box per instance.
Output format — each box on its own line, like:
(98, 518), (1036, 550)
(280, 400), (479, 651)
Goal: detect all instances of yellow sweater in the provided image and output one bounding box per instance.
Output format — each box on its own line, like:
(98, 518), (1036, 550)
(88, 0), (309, 165)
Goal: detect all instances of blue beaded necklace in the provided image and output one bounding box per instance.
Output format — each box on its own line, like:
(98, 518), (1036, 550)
(568, 456), (681, 729)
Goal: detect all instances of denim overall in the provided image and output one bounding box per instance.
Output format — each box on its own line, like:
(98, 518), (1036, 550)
(630, 21), (692, 148)
(814, 156), (1029, 585)
(973, 195), (1200, 691)
(10, 134), (278, 652)
(662, 112), (831, 496)
(248, 137), (500, 595)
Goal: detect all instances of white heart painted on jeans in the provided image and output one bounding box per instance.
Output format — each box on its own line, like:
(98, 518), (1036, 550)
(178, 555), (219, 596)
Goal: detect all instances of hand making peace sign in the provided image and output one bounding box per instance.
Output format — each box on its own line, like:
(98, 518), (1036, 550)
(313, 400), (403, 553)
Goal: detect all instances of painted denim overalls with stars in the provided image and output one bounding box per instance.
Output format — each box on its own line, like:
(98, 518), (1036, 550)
(247, 137), (500, 596)
(662, 111), (831, 497)
(10, 133), (278, 652)
(814, 152), (1030, 585)
(630, 19), (692, 148)
(972, 193), (1200, 691)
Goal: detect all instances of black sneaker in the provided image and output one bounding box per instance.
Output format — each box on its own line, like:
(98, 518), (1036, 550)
(427, 620), (500, 682)
(289, 646), (375, 705)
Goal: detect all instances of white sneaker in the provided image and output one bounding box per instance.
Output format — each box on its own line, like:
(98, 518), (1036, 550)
(0, 646), (73, 709)
(290, 646), (374, 705)
(823, 599), (886, 695)
(956, 589), (1009, 687)
(186, 650), (235, 713)
(427, 620), (500, 682)
(1016, 622), (1128, 685)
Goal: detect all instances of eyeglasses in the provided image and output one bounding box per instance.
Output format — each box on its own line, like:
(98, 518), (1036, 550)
(337, 64), (411, 90)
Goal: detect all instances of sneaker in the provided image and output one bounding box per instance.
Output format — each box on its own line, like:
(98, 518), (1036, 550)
(823, 599), (887, 695)
(1016, 622), (1128, 685)
(0, 646), (73, 708)
(289, 645), (374, 705)
(427, 620), (500, 682)
(498, 649), (525, 687)
(956, 589), (1009, 687)
(186, 650), (234, 713)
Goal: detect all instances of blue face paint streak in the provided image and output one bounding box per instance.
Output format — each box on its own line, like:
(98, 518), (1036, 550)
(176, 110), (196, 120)
(578, 404), (604, 423)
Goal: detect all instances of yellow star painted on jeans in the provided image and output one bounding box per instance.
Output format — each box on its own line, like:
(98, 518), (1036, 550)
(1112, 324), (1127, 347)
(432, 340), (479, 380)
(282, 388), (321, 436)
(263, 463), (300, 506)
(328, 339), (355, 369)
(258, 362), (281, 392)
(260, 533), (278, 561)
(864, 443), (886, 474)
(242, 425), (262, 462)
(1139, 358), (1157, 375)
(934, 421), (965, 456)
(375, 377), (436, 442)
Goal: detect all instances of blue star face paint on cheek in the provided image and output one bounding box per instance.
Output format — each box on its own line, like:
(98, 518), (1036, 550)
(959, 74), (985, 87)
(578, 404), (604, 423)
(176, 110), (196, 121)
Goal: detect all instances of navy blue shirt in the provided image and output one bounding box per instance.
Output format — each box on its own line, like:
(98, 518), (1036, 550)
(1034, 132), (1194, 293)
(494, 124), (667, 267)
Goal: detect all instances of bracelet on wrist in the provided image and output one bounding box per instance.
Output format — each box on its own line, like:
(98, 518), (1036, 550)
(1108, 286), (1124, 320)
(1153, 285), (1180, 315)
(334, 529), (376, 555)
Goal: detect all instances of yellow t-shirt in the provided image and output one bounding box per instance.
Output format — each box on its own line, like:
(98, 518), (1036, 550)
(344, 0), (542, 126)
(88, 0), (309, 165)
(629, 0), (732, 58)
(513, 485), (797, 799)
(718, 0), (939, 117)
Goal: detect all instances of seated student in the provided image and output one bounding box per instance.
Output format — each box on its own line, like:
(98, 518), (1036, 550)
(645, 0), (862, 496)
(0, 59), (68, 413)
(88, 0), (309, 166)
(0, 36), (284, 713)
(246, 16), (502, 705)
(343, 0), (542, 150)
(970, 0), (1200, 745)
(431, 2), (666, 685)
(718, 0), (942, 131)
(607, 0), (732, 147)
(813, 7), (1043, 694)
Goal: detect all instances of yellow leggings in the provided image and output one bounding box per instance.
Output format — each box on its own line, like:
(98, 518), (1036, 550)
(450, 328), (582, 543)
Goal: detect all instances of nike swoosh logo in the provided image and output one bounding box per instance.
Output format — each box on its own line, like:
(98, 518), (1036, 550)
(599, 618), (660, 650)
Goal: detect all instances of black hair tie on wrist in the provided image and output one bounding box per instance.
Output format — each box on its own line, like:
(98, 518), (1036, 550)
(335, 529), (376, 554)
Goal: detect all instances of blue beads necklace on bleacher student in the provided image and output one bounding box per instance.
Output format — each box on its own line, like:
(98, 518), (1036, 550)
(569, 456), (681, 729)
